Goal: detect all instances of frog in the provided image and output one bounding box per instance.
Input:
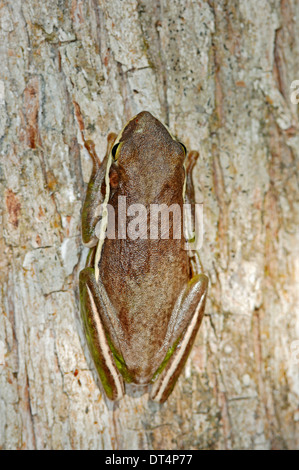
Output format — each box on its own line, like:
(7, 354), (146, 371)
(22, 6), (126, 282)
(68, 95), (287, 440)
(79, 110), (208, 403)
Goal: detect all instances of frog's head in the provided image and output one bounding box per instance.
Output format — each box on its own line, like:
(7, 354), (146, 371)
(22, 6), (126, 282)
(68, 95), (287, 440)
(109, 111), (186, 201)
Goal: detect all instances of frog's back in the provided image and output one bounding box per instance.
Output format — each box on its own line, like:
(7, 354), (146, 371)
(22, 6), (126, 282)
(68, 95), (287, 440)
(99, 236), (189, 383)
(97, 111), (190, 383)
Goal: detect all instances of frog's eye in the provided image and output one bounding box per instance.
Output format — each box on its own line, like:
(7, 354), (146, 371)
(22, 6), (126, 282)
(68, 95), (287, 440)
(112, 143), (121, 160)
(178, 142), (187, 155)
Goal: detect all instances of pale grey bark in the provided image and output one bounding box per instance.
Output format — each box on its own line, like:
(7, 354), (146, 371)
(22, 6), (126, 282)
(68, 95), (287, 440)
(0, 0), (298, 450)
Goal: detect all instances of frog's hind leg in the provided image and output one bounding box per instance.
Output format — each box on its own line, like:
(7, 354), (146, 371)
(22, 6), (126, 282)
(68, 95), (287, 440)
(79, 266), (125, 401)
(150, 272), (208, 403)
(150, 149), (209, 404)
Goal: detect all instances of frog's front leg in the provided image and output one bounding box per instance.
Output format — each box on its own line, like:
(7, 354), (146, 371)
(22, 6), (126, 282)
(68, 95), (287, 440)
(81, 133), (117, 247)
(79, 264), (125, 401)
(151, 272), (208, 403)
(74, 100), (117, 247)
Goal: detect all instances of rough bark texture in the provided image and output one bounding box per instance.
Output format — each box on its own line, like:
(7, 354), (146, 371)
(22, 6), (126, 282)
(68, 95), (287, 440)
(0, 0), (298, 450)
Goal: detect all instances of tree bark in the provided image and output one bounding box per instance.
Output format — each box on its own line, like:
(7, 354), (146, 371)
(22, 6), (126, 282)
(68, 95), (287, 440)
(0, 0), (298, 450)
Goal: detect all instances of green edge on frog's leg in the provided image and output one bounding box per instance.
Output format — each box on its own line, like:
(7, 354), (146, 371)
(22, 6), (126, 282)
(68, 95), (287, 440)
(79, 266), (125, 401)
(151, 273), (208, 404)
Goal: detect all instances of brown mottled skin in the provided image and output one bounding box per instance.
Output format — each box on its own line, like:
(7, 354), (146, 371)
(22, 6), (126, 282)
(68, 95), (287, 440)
(79, 111), (208, 402)
(99, 114), (189, 382)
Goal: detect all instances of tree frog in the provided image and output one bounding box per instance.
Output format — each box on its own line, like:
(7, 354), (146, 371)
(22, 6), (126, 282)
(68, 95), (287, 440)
(79, 111), (208, 403)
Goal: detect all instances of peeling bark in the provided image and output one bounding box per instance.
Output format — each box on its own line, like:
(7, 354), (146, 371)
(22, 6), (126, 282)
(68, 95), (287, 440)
(0, 0), (298, 450)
